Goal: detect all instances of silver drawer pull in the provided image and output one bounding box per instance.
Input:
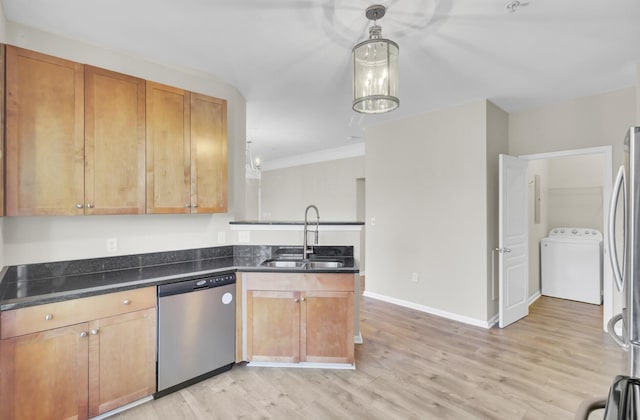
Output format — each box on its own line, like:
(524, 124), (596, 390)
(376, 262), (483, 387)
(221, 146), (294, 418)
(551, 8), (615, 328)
(90, 329), (99, 335)
(294, 298), (299, 303)
(122, 299), (130, 305)
(45, 314), (53, 321)
(76, 203), (83, 209)
(300, 297), (305, 302)
(80, 332), (87, 338)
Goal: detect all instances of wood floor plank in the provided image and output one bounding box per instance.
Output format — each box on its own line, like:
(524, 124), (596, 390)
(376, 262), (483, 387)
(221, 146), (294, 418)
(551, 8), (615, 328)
(111, 296), (623, 419)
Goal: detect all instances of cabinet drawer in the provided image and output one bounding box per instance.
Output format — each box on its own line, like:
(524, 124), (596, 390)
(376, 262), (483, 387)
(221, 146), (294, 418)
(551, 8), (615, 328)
(1, 286), (156, 339)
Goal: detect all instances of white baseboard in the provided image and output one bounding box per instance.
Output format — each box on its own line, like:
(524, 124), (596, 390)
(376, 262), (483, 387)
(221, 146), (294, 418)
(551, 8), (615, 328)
(529, 291), (541, 305)
(362, 291), (495, 329)
(248, 361), (355, 370)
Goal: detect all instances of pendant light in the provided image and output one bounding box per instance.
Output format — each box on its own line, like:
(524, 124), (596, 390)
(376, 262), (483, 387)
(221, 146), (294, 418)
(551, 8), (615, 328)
(352, 4), (399, 114)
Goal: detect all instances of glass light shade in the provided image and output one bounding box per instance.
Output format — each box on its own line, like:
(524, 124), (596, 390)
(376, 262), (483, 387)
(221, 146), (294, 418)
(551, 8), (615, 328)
(352, 37), (399, 114)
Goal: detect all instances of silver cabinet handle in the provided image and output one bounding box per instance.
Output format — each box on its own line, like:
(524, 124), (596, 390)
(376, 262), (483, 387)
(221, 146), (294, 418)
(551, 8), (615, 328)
(300, 297), (305, 302)
(86, 203), (94, 209)
(90, 329), (99, 335)
(76, 203), (83, 209)
(192, 204), (198, 208)
(80, 332), (88, 338)
(44, 313), (53, 321)
(294, 298), (299, 303)
(184, 204), (191, 208)
(122, 299), (130, 305)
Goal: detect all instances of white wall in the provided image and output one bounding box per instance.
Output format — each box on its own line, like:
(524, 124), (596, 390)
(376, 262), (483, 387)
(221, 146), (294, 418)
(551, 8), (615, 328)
(2, 22), (247, 265)
(366, 100), (494, 323)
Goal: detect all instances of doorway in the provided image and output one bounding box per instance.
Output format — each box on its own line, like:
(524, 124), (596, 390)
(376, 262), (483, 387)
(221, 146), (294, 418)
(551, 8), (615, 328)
(519, 146), (613, 331)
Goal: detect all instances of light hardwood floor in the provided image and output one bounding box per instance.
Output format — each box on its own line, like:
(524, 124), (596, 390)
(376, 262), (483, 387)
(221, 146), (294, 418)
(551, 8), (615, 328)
(112, 296), (625, 420)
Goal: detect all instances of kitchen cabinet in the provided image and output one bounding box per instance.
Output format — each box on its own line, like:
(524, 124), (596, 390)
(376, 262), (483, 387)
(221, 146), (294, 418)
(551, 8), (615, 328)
(244, 273), (354, 364)
(84, 65), (146, 214)
(146, 82), (228, 214)
(5, 45), (85, 216)
(5, 47), (146, 216)
(0, 287), (156, 419)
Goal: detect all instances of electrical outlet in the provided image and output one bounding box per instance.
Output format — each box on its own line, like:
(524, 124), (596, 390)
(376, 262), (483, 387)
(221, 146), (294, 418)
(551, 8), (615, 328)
(411, 272), (419, 283)
(238, 231), (250, 243)
(217, 231), (226, 244)
(106, 238), (117, 253)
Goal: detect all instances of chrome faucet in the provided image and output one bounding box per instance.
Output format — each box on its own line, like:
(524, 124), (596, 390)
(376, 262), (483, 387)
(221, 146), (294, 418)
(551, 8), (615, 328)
(303, 205), (320, 260)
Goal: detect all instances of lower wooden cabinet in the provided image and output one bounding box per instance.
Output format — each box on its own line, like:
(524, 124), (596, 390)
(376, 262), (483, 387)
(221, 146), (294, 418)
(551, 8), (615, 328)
(0, 287), (156, 420)
(88, 308), (156, 417)
(244, 273), (354, 365)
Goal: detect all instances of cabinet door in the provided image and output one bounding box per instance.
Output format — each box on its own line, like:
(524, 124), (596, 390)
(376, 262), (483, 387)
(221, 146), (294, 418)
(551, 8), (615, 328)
(88, 308), (156, 417)
(301, 291), (354, 364)
(190, 93), (227, 213)
(85, 66), (145, 215)
(0, 44), (5, 217)
(5, 46), (85, 216)
(247, 290), (300, 362)
(0, 323), (90, 420)
(145, 81), (191, 214)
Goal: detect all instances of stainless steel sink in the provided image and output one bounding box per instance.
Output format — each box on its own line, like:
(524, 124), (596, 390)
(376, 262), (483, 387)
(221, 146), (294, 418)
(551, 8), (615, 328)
(306, 261), (343, 268)
(260, 259), (344, 269)
(261, 260), (305, 268)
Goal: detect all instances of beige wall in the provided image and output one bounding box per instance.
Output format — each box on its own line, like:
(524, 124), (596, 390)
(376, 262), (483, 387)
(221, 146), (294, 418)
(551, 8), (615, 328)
(509, 87), (636, 169)
(366, 100), (495, 323)
(486, 102), (510, 318)
(259, 157), (365, 221)
(527, 160), (550, 296)
(547, 154), (604, 230)
(2, 22), (247, 265)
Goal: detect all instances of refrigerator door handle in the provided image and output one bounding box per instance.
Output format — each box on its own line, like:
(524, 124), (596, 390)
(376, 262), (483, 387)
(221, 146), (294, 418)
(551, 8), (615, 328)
(607, 312), (629, 350)
(608, 165), (627, 292)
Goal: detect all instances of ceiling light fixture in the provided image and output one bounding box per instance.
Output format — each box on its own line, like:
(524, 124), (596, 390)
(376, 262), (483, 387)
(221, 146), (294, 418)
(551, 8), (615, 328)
(352, 4), (399, 114)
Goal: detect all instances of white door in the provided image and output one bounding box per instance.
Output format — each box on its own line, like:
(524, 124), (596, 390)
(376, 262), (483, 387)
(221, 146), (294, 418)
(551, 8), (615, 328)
(499, 154), (529, 328)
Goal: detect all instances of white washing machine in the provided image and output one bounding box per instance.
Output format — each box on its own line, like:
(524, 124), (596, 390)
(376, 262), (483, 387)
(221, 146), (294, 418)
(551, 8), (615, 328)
(541, 227), (603, 304)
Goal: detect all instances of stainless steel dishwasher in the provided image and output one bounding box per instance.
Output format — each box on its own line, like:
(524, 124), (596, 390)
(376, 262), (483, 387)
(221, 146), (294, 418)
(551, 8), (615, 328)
(156, 272), (235, 397)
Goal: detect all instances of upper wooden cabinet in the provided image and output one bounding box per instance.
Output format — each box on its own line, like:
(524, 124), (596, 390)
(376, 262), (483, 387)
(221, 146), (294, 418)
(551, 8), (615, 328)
(145, 81), (191, 213)
(84, 66), (146, 215)
(190, 92), (227, 213)
(5, 46), (85, 216)
(146, 81), (227, 214)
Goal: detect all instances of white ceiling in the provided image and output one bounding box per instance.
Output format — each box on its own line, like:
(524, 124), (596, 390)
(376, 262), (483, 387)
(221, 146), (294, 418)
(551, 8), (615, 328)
(2, 0), (640, 164)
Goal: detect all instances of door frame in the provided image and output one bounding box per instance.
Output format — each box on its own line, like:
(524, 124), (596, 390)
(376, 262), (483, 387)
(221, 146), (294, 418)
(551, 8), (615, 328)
(518, 146), (613, 331)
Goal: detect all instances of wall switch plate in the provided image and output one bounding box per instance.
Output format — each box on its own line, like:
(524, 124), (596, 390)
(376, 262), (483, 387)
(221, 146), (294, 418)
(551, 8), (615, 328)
(217, 231), (226, 244)
(106, 238), (117, 253)
(238, 231), (250, 243)
(411, 272), (419, 283)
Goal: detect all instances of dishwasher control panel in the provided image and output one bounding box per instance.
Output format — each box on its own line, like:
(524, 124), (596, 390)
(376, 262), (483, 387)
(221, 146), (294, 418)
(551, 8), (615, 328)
(158, 273), (236, 297)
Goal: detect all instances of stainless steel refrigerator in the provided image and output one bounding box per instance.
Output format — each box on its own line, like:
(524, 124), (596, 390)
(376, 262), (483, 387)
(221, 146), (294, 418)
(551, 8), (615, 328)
(601, 126), (640, 419)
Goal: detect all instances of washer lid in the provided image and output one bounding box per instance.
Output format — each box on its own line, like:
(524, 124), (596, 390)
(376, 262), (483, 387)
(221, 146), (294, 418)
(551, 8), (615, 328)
(547, 227), (602, 240)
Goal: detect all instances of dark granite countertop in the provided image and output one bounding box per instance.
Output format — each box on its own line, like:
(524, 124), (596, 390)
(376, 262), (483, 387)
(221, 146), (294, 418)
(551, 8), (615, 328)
(0, 245), (358, 311)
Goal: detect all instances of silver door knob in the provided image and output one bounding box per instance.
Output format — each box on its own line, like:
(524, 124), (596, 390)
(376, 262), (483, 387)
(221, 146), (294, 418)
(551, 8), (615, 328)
(90, 329), (99, 335)
(44, 314), (53, 321)
(122, 299), (130, 305)
(76, 203), (83, 209)
(80, 332), (88, 338)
